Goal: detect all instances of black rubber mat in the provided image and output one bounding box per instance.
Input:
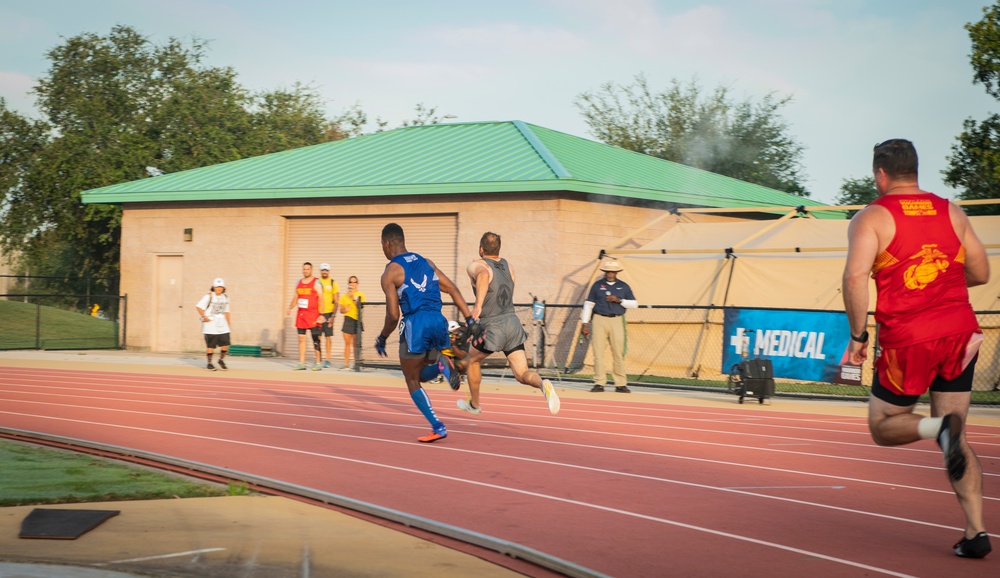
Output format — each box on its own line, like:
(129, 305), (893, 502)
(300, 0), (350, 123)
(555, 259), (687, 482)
(19, 508), (120, 539)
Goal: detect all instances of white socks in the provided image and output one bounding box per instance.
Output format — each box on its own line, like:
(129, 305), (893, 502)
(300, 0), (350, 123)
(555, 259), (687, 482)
(918, 417), (944, 440)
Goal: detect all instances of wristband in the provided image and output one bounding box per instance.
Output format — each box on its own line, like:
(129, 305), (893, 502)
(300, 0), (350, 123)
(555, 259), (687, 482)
(850, 330), (869, 343)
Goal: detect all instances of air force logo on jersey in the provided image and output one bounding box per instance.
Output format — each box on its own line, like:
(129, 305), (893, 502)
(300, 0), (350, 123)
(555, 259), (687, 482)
(410, 275), (428, 292)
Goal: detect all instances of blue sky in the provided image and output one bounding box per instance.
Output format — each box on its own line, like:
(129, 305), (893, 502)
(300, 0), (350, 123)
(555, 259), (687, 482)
(1, 0), (995, 204)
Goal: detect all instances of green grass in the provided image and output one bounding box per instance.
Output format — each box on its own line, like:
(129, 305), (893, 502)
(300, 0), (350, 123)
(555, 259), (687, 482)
(0, 300), (119, 349)
(0, 440), (229, 507)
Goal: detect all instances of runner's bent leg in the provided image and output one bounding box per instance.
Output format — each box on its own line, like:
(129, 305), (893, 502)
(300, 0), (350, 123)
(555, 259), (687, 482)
(466, 348), (488, 408)
(931, 390), (986, 539)
(868, 395), (922, 446)
(507, 349), (542, 389)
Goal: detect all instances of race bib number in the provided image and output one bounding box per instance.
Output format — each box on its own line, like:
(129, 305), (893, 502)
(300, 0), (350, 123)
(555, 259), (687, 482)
(297, 298), (309, 309)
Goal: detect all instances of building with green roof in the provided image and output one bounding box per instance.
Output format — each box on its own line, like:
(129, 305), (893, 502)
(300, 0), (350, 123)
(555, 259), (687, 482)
(81, 120), (834, 354)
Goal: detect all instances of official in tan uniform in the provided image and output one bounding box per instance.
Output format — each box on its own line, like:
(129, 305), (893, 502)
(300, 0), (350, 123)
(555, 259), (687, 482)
(581, 258), (638, 393)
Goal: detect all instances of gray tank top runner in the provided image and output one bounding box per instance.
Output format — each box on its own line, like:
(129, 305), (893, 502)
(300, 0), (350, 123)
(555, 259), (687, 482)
(477, 258), (515, 318)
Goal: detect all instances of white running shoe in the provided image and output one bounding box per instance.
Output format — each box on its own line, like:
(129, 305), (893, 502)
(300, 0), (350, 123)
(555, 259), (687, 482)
(456, 398), (481, 416)
(542, 379), (560, 415)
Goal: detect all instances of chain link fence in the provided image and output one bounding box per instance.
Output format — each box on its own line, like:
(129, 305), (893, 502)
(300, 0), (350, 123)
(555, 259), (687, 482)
(0, 293), (126, 350)
(352, 302), (1000, 405)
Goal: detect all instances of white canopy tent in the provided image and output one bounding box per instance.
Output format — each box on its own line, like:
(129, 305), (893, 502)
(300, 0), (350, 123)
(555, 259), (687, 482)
(564, 203), (1000, 387)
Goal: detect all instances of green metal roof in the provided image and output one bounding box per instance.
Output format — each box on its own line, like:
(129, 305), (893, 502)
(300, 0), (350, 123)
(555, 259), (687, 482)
(80, 120), (834, 213)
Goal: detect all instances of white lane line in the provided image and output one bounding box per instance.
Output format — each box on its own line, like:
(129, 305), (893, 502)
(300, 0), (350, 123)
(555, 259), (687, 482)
(4, 394), (998, 480)
(6, 379), (997, 465)
(7, 375), (999, 453)
(724, 486), (846, 490)
(0, 372), (882, 427)
(0, 407), (982, 525)
(97, 547), (226, 565)
(0, 388), (984, 462)
(0, 411), (917, 578)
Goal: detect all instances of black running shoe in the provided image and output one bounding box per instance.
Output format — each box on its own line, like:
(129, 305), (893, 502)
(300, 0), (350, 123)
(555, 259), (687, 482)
(217, 359), (227, 371)
(590, 385), (605, 392)
(937, 413), (967, 482)
(206, 363), (216, 371)
(954, 532), (992, 558)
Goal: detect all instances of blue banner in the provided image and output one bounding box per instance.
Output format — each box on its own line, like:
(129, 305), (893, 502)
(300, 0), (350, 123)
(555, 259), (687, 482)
(722, 308), (855, 383)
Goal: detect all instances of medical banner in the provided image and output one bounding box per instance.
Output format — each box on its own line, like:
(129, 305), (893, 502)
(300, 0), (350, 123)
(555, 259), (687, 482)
(722, 308), (860, 384)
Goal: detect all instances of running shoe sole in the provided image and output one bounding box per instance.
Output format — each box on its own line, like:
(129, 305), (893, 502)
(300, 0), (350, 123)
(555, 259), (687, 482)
(937, 413), (967, 481)
(542, 379), (560, 415)
(418, 431), (447, 443)
(954, 532), (992, 558)
(456, 398), (481, 415)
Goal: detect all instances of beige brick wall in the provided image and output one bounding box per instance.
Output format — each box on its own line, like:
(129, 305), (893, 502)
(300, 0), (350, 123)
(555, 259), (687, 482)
(120, 194), (680, 353)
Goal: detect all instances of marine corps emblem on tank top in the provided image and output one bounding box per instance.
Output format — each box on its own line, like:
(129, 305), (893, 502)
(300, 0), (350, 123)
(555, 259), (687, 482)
(903, 243), (949, 290)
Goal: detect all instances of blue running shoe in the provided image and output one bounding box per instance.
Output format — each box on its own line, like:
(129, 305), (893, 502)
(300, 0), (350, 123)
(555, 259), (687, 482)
(440, 356), (461, 391)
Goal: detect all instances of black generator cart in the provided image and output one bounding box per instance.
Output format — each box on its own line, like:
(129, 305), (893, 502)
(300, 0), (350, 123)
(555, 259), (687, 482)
(726, 329), (775, 404)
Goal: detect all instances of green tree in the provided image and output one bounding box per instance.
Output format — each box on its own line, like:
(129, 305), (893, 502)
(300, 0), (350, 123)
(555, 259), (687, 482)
(944, 4), (1000, 215)
(833, 176), (877, 217)
(575, 74), (810, 196)
(0, 26), (344, 295)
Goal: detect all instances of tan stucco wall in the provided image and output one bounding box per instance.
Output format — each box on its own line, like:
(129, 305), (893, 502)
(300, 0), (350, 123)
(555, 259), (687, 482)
(120, 193), (681, 353)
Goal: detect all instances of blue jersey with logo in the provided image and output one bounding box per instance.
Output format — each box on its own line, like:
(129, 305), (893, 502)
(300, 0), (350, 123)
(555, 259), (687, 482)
(391, 252), (448, 353)
(391, 252), (443, 315)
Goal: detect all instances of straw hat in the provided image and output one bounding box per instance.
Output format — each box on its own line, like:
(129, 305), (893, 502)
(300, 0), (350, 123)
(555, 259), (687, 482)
(600, 259), (624, 272)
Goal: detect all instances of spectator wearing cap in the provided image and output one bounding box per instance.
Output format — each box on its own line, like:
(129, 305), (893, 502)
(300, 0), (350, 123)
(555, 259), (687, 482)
(316, 263), (340, 368)
(580, 258), (638, 392)
(195, 278), (232, 371)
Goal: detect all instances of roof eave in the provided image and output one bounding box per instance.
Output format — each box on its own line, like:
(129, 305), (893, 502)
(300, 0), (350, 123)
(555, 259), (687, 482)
(81, 178), (829, 212)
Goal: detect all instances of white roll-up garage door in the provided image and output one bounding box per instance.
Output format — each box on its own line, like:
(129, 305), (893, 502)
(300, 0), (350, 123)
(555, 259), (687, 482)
(282, 214), (458, 357)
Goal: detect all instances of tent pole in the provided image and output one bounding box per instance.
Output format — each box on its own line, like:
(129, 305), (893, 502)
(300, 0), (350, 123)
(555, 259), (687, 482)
(683, 256), (731, 377)
(563, 206), (681, 374)
(563, 259), (606, 374)
(687, 254), (737, 377)
(729, 208), (799, 250)
(603, 210), (682, 253)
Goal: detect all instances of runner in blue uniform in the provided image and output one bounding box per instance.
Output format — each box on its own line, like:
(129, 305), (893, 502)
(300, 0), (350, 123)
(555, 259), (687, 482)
(375, 223), (475, 443)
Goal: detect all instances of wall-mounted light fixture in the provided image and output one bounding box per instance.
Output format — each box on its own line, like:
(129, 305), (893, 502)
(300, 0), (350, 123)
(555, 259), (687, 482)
(183, 228), (193, 242)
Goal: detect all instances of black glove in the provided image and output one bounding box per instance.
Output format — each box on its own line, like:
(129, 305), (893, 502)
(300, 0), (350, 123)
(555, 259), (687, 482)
(461, 317), (485, 347)
(374, 334), (388, 357)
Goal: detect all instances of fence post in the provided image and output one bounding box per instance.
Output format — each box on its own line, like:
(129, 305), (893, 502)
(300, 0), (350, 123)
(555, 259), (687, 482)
(120, 293), (128, 350)
(355, 298), (363, 371)
(35, 301), (41, 349)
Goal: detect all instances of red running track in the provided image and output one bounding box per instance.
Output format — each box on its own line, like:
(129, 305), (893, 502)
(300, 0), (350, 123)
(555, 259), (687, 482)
(1, 366), (997, 577)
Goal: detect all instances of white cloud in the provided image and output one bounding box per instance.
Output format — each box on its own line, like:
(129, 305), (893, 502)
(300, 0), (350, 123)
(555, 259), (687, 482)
(0, 70), (38, 116)
(430, 22), (590, 57)
(336, 58), (493, 88)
